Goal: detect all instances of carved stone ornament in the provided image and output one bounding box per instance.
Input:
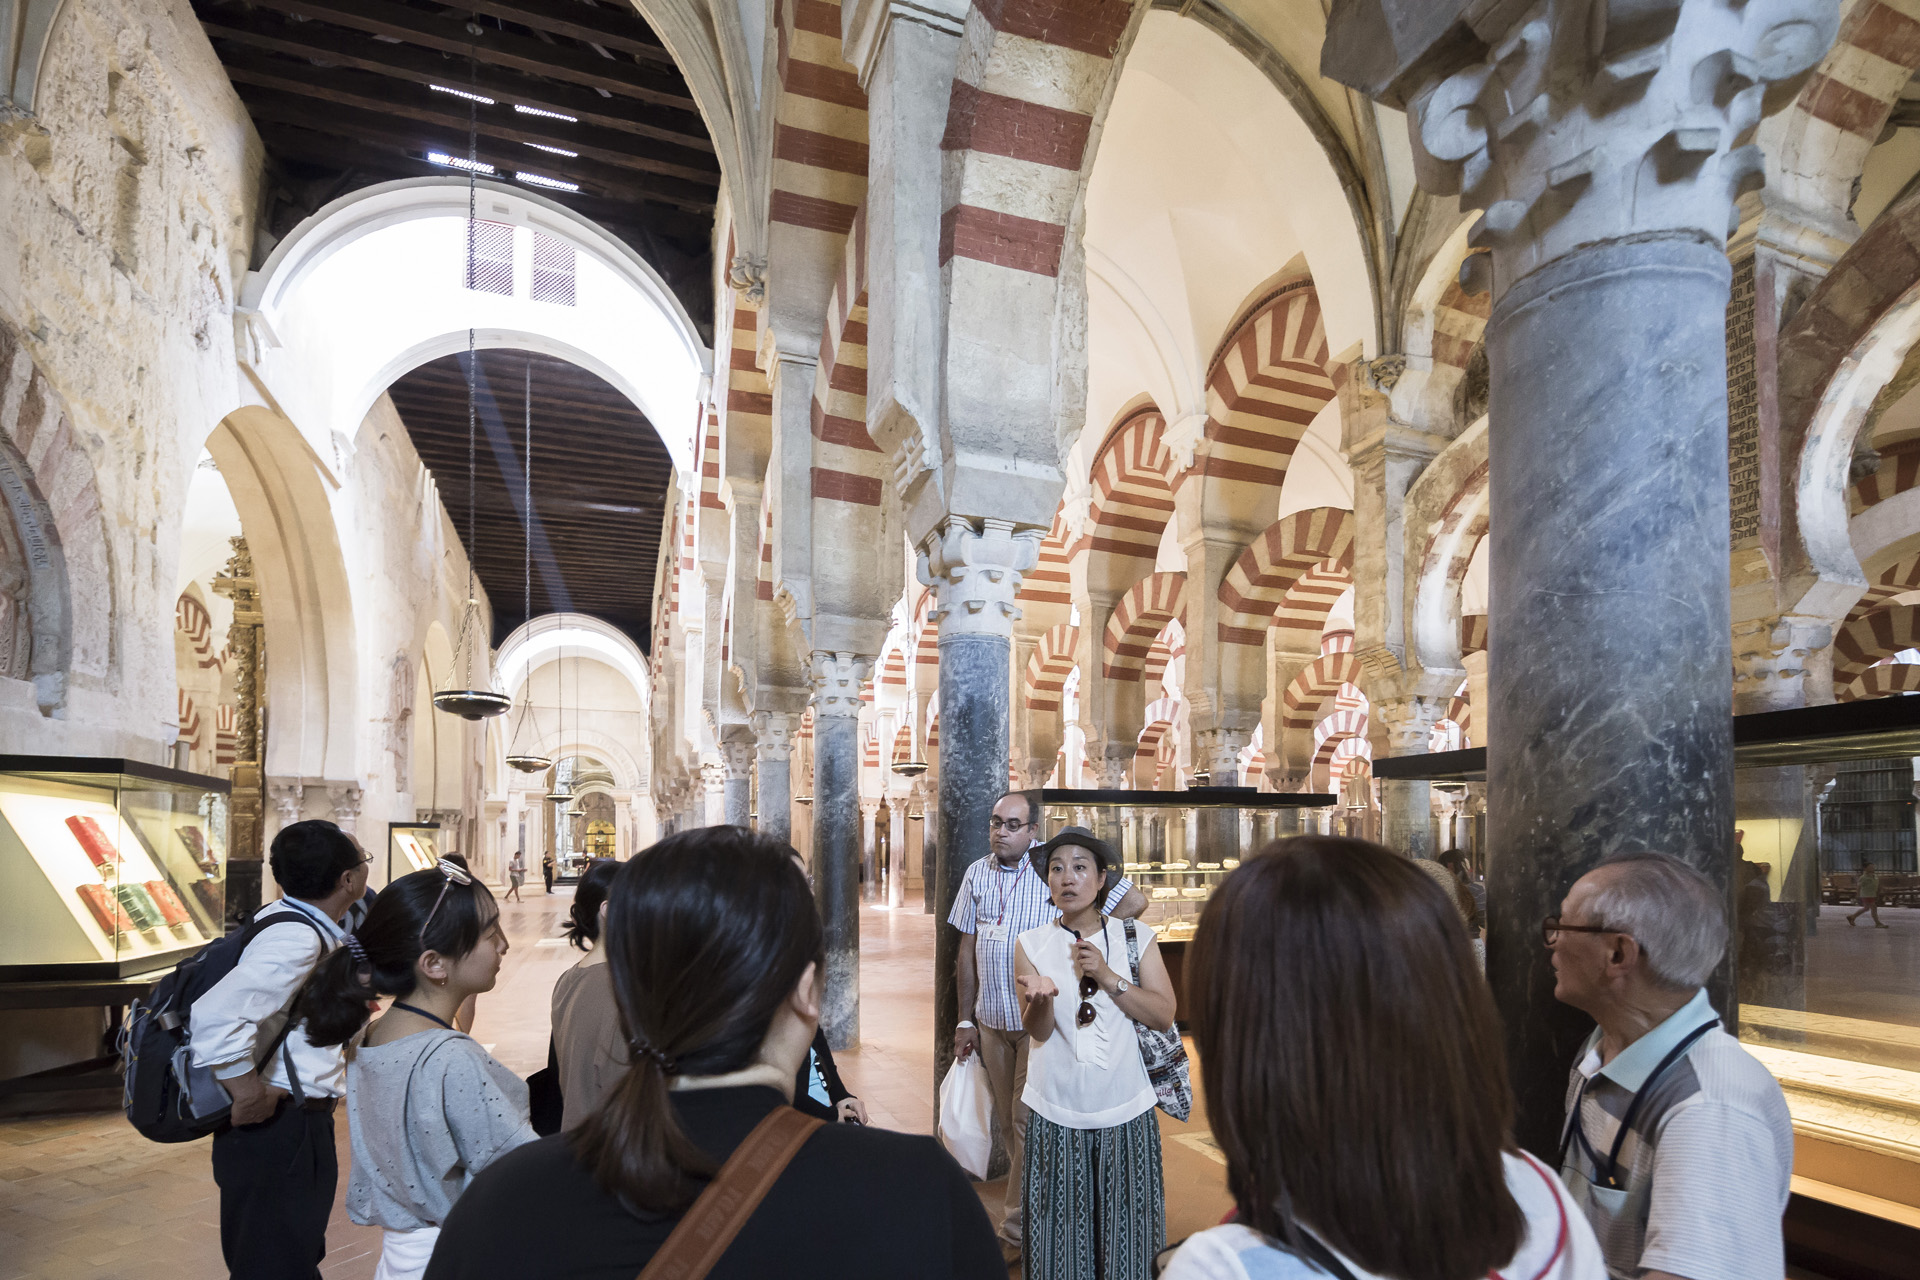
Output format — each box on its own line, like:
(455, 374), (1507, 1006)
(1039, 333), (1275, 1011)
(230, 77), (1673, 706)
(268, 780), (304, 827)
(752, 709), (796, 761)
(1732, 614), (1834, 708)
(1373, 694), (1449, 754)
(1401, 0), (1840, 298)
(727, 254), (767, 304)
(328, 784), (363, 834)
(722, 738), (756, 779)
(701, 760), (728, 793)
(915, 516), (1042, 641)
(810, 650), (876, 720)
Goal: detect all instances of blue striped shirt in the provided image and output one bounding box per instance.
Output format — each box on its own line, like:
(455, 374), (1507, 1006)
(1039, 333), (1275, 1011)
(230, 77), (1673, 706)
(948, 853), (1132, 1032)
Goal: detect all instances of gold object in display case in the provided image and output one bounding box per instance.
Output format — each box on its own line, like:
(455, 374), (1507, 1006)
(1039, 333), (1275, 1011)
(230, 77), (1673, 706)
(388, 822), (442, 885)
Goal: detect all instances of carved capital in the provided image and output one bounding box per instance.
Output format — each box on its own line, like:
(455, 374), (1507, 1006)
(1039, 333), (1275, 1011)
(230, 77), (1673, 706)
(752, 710), (797, 761)
(915, 516), (1042, 641)
(700, 760), (727, 794)
(327, 784), (363, 834)
(267, 779), (305, 827)
(1394, 1), (1839, 299)
(727, 254), (767, 304)
(1732, 614), (1835, 712)
(1373, 695), (1449, 755)
(1194, 727), (1252, 784)
(810, 651), (875, 720)
(721, 738), (756, 779)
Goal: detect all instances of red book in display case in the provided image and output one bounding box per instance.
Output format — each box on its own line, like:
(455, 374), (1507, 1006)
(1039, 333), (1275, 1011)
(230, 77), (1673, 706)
(74, 882), (135, 936)
(144, 880), (193, 928)
(65, 814), (121, 874)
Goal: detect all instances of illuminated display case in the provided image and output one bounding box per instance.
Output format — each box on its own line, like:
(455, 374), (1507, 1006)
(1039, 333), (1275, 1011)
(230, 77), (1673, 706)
(0, 756), (230, 981)
(388, 822), (442, 884)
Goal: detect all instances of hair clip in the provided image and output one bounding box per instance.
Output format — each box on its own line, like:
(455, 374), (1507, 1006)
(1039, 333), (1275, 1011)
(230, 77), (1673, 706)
(630, 1035), (678, 1074)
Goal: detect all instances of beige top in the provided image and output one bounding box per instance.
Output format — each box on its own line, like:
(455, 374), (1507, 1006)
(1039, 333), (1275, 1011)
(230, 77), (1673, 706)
(551, 959), (628, 1130)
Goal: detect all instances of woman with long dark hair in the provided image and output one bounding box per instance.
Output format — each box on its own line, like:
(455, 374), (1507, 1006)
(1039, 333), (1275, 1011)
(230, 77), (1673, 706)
(1162, 836), (1602, 1280)
(551, 857), (625, 1129)
(301, 859), (534, 1280)
(425, 826), (1003, 1279)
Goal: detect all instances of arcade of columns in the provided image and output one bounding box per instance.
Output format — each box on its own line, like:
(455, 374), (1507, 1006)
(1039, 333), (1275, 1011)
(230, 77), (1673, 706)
(627, 0), (1920, 1148)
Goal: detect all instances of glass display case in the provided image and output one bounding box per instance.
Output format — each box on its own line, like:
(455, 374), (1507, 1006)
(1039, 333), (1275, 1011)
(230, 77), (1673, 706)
(1037, 788), (1336, 943)
(0, 756), (230, 981)
(388, 822), (442, 884)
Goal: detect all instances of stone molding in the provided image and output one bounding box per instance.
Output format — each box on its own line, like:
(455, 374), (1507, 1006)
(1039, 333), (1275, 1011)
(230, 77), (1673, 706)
(1372, 1), (1840, 302)
(916, 517), (1041, 641)
(1731, 614), (1835, 713)
(840, 0), (968, 87)
(810, 651), (875, 720)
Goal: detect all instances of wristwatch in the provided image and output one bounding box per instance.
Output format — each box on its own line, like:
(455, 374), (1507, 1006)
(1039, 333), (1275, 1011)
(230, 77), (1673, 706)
(957, 1020), (975, 1029)
(1111, 976), (1131, 996)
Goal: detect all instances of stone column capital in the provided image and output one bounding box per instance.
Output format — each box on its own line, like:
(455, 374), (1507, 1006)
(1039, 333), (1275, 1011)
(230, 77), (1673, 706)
(841, 0), (968, 86)
(752, 709), (797, 761)
(916, 516), (1042, 641)
(327, 784), (363, 835)
(1372, 694), (1451, 755)
(1333, 0), (1840, 301)
(721, 739), (756, 779)
(1732, 613), (1836, 712)
(810, 651), (876, 720)
(700, 760), (727, 794)
(267, 779), (305, 827)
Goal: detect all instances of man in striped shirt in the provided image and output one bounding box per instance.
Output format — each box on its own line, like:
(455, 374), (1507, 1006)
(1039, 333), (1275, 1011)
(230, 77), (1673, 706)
(949, 789), (1145, 1260)
(1550, 852), (1793, 1280)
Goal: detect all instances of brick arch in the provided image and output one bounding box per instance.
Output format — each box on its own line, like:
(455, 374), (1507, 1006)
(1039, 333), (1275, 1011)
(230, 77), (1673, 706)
(1104, 572), (1186, 680)
(1851, 439), (1920, 515)
(1025, 623), (1079, 713)
(1084, 406), (1177, 595)
(1217, 507), (1355, 646)
(876, 642), (908, 693)
(892, 722), (914, 764)
(1409, 419), (1490, 671)
(175, 592), (224, 671)
(1272, 561), (1352, 648)
(1843, 661), (1920, 701)
(1462, 614), (1488, 656)
(1136, 718), (1177, 788)
(1835, 604), (1920, 687)
(1014, 510), (1074, 632)
(1850, 551), (1920, 623)
(1142, 617), (1183, 693)
(1282, 652), (1365, 734)
(911, 588), (940, 673)
(811, 203), (883, 504)
(1196, 280), (1339, 531)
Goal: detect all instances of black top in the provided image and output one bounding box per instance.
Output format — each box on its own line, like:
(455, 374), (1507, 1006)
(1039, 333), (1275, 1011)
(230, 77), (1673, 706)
(424, 1085), (1005, 1280)
(791, 1028), (852, 1121)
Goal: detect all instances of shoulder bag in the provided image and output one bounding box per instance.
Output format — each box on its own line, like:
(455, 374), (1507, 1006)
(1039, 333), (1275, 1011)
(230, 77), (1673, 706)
(1121, 918), (1192, 1121)
(635, 1106), (824, 1280)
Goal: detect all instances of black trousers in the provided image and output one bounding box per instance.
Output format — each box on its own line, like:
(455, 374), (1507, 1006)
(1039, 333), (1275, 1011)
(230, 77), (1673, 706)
(211, 1099), (337, 1280)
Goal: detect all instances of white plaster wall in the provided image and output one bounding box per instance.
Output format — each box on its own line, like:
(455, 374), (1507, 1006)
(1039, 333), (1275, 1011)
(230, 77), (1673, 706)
(0, 0), (259, 758)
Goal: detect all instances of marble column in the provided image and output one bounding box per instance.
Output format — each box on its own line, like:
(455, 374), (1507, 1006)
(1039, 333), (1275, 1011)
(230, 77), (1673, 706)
(921, 518), (1039, 1086)
(888, 796), (908, 908)
(1325, 0), (1840, 1154)
(721, 738), (754, 828)
(811, 651), (873, 1050)
(1373, 696), (1445, 860)
(860, 800), (880, 903)
(700, 761), (727, 829)
(752, 710), (796, 842)
(1461, 649), (1489, 749)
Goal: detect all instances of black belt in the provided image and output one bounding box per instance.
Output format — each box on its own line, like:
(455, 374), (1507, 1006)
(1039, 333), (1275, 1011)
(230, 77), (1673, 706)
(299, 1096), (338, 1114)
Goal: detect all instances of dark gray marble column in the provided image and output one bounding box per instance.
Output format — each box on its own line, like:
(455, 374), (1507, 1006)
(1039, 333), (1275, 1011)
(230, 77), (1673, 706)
(1486, 238), (1735, 1152)
(809, 653), (872, 1050)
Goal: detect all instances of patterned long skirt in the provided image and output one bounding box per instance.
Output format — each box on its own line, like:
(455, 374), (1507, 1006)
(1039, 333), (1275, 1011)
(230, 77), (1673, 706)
(1022, 1109), (1165, 1280)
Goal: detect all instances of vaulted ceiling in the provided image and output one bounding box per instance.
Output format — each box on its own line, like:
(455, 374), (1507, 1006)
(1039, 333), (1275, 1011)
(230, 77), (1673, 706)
(194, 0), (718, 337)
(383, 349), (671, 651)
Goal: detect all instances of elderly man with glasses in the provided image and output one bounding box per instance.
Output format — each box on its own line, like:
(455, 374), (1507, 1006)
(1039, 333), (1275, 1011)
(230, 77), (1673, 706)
(947, 789), (1145, 1264)
(1547, 852), (1793, 1280)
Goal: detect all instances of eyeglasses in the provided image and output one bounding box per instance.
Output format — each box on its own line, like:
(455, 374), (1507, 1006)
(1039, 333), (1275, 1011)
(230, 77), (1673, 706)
(987, 818), (1030, 833)
(421, 858), (474, 944)
(1541, 915), (1620, 948)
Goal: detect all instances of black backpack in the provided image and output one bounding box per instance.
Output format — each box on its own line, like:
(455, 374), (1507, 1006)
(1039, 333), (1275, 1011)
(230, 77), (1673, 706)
(120, 908), (329, 1143)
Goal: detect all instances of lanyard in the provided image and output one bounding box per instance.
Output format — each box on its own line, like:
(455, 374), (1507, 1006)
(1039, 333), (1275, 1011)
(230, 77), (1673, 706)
(1559, 1018), (1719, 1190)
(990, 858), (1025, 925)
(392, 1001), (458, 1032)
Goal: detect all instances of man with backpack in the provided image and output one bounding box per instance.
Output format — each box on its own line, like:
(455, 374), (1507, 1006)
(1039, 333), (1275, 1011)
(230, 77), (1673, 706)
(191, 820), (367, 1279)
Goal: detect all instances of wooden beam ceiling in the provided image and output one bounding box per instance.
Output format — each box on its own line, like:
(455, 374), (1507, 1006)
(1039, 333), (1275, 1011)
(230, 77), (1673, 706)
(193, 0), (718, 335)
(384, 349), (672, 651)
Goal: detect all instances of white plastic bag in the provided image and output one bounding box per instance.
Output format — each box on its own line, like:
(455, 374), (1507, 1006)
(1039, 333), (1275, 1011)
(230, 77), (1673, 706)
(936, 1052), (993, 1179)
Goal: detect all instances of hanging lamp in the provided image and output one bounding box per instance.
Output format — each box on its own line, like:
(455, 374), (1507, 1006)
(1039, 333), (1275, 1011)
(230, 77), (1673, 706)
(432, 49), (510, 722)
(505, 362), (553, 770)
(546, 645), (575, 804)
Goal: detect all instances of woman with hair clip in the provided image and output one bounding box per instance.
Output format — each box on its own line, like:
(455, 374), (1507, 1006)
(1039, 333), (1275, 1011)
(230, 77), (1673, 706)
(301, 860), (535, 1280)
(1162, 836), (1602, 1280)
(551, 857), (626, 1130)
(425, 826), (1003, 1280)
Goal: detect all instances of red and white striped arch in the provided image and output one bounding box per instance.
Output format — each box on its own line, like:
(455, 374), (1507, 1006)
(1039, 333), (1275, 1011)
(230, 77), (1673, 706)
(1025, 623), (1080, 713)
(1843, 661), (1920, 701)
(1462, 614), (1488, 657)
(1851, 440), (1920, 515)
(1015, 511), (1075, 630)
(912, 589), (940, 673)
(772, 0), (868, 243)
(1850, 551), (1920, 623)
(892, 723), (914, 764)
(1141, 618), (1184, 693)
(175, 593), (223, 670)
(757, 501), (776, 602)
(1083, 407), (1177, 593)
(876, 643), (908, 694)
(1217, 507), (1355, 646)
(178, 691), (201, 749)
(1281, 652), (1365, 733)
(1321, 628), (1354, 654)
(1136, 718), (1177, 789)
(1429, 257), (1491, 374)
(1104, 571), (1186, 680)
(1835, 603), (1920, 686)
(1272, 561), (1352, 649)
(214, 704), (238, 767)
(1196, 280), (1338, 520)
(811, 203), (883, 509)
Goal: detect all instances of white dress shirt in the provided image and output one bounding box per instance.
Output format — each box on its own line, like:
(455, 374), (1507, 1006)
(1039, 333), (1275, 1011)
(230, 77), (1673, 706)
(1017, 918), (1157, 1130)
(189, 896), (349, 1098)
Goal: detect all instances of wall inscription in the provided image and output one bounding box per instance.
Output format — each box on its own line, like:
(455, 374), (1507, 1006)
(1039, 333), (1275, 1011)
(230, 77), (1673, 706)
(1727, 255), (1761, 544)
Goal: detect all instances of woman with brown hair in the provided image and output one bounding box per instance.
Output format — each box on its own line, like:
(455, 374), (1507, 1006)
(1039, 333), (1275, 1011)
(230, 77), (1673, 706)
(423, 826), (1003, 1280)
(1163, 836), (1602, 1280)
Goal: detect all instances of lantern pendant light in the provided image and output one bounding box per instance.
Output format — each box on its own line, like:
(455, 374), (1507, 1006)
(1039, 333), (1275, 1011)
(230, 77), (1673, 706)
(546, 646), (575, 805)
(432, 53), (511, 722)
(505, 361), (554, 771)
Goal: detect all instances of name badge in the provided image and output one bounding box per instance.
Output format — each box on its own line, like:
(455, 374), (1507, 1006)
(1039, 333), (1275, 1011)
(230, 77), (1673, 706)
(978, 922), (1008, 943)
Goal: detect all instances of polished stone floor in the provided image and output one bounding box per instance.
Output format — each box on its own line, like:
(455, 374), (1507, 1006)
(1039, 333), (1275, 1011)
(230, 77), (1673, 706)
(0, 890), (1230, 1279)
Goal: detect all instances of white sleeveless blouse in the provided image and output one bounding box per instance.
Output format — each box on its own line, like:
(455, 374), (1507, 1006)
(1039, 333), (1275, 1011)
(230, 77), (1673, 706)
(1016, 918), (1158, 1130)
